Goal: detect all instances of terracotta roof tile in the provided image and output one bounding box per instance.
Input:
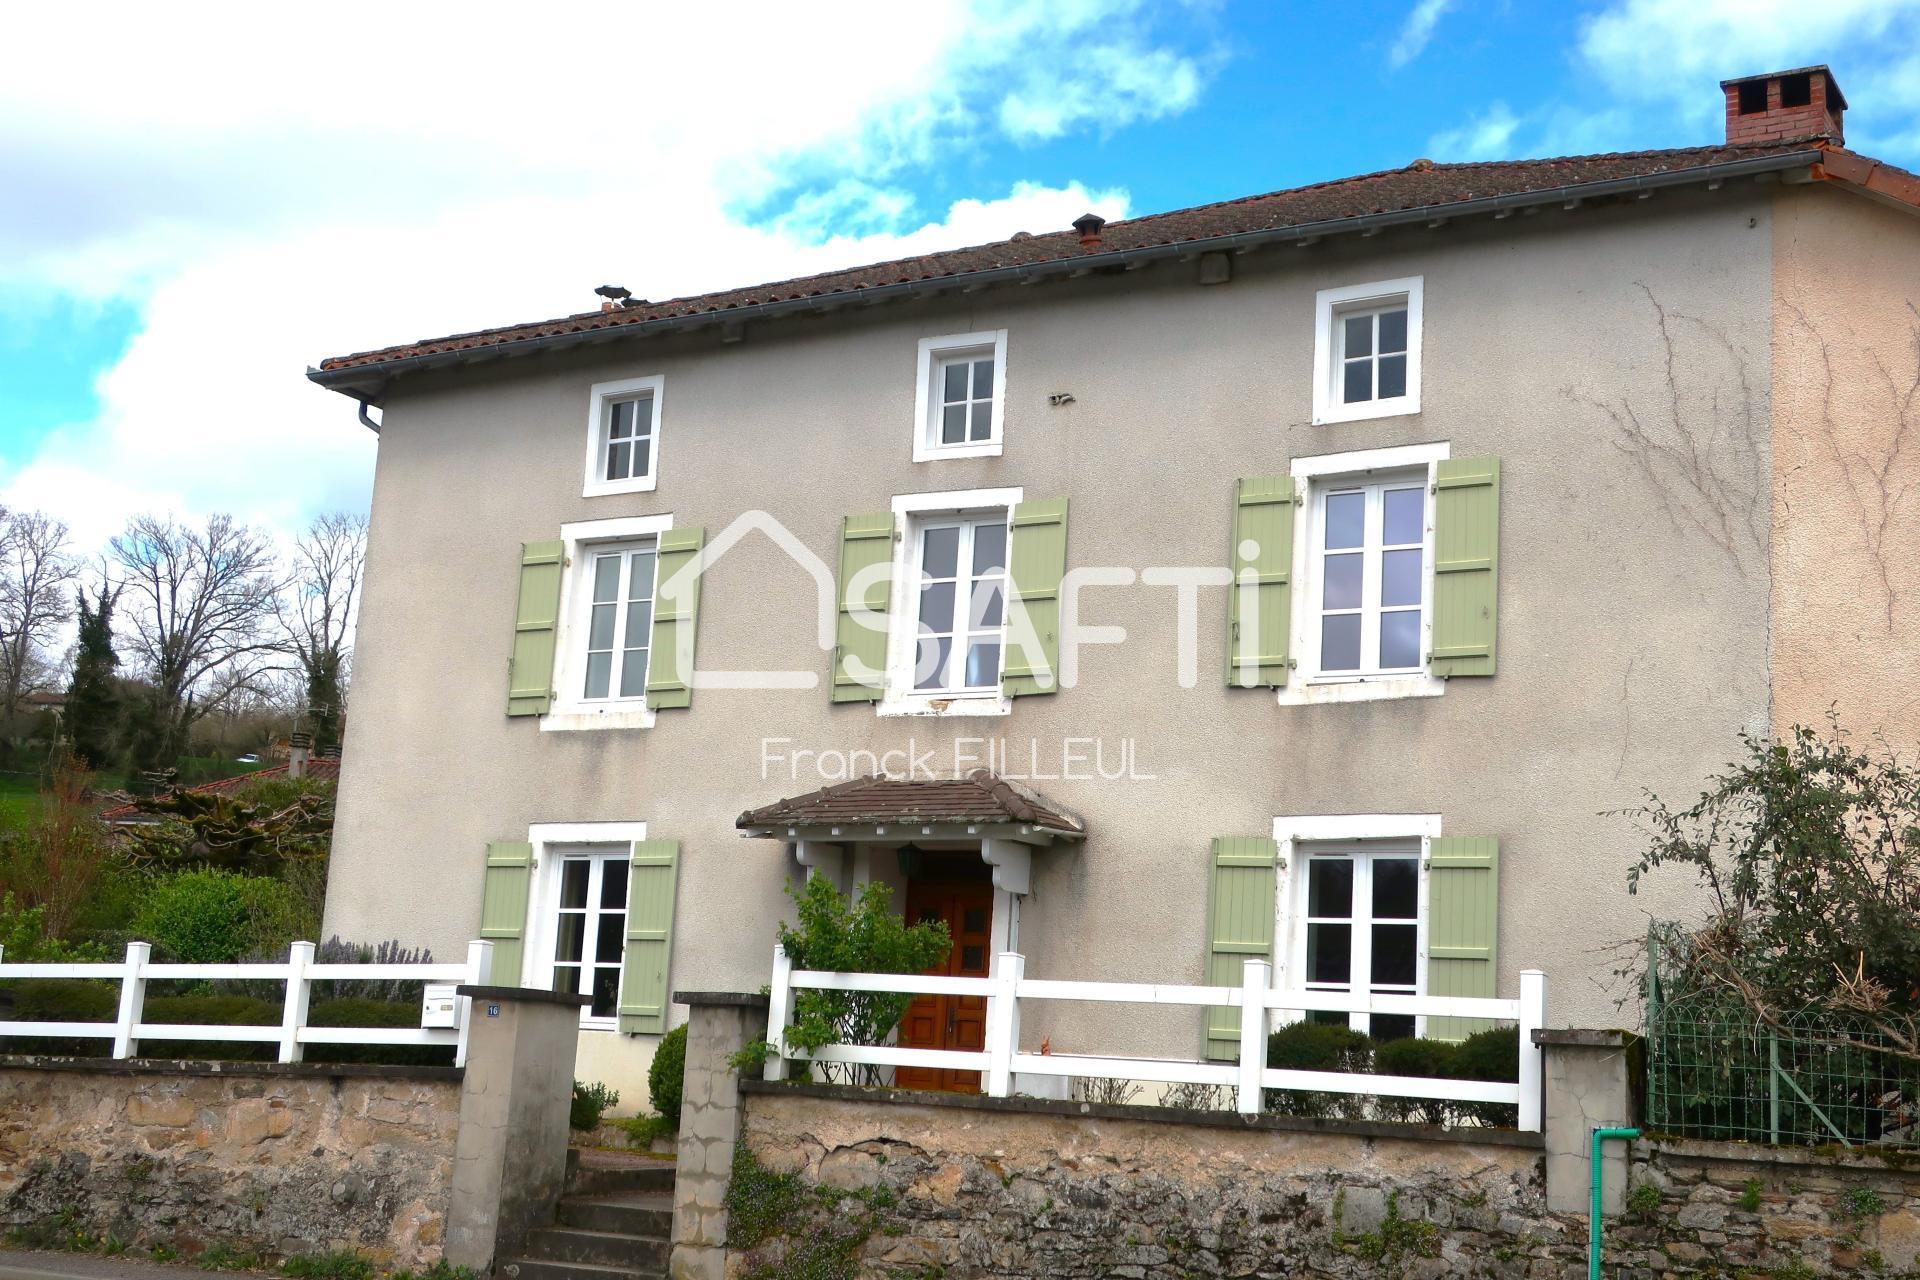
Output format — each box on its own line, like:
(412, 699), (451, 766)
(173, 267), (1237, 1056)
(101, 758), (341, 821)
(316, 140), (1826, 377)
(737, 770), (1085, 836)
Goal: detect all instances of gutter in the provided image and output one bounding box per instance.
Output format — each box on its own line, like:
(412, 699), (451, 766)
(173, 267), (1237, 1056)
(307, 149), (1823, 404)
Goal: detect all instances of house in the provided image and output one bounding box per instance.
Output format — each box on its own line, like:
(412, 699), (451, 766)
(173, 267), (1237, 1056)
(307, 66), (1920, 1111)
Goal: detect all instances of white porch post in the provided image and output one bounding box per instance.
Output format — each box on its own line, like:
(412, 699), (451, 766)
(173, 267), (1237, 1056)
(1518, 968), (1546, 1133)
(112, 941), (149, 1060)
(278, 941), (314, 1064)
(1237, 959), (1270, 1114)
(794, 841), (848, 891)
(986, 952), (1023, 1098)
(764, 944), (793, 1082)
(455, 940), (493, 1069)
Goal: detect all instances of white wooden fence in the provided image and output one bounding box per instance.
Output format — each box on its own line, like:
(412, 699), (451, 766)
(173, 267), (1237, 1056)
(763, 946), (1546, 1131)
(0, 940), (493, 1068)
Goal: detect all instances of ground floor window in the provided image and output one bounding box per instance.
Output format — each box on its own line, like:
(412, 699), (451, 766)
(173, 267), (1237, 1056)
(1298, 844), (1421, 1040)
(550, 846), (628, 1021)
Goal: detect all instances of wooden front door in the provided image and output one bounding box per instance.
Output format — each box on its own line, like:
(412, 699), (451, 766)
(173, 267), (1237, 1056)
(895, 876), (994, 1093)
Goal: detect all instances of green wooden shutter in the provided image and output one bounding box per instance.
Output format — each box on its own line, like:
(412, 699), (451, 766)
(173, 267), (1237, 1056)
(1430, 458), (1500, 678)
(645, 528), (705, 710)
(1002, 499), (1069, 698)
(1204, 836), (1278, 1061)
(619, 839), (681, 1034)
(479, 840), (534, 985)
(1427, 836), (1500, 1042)
(1227, 477), (1296, 688)
(507, 541), (565, 716)
(832, 512), (894, 703)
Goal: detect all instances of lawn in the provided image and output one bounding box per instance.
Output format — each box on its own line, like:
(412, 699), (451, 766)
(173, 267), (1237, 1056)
(0, 774), (39, 827)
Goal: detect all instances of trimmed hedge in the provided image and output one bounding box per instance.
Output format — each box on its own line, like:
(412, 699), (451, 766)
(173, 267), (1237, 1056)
(1258, 1022), (1521, 1127)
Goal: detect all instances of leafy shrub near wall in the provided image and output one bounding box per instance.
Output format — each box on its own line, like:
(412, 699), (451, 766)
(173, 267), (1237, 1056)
(1265, 1022), (1373, 1118)
(571, 1080), (619, 1131)
(648, 1024), (686, 1129)
(131, 869), (301, 964)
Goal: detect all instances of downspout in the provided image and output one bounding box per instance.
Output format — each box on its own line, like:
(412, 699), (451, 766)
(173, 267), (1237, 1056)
(1590, 1127), (1641, 1280)
(357, 399), (382, 435)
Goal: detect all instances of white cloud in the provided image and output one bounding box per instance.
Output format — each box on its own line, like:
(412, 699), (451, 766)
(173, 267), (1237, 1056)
(1390, 0), (1454, 69)
(0, 0), (1202, 554)
(1428, 102), (1520, 161)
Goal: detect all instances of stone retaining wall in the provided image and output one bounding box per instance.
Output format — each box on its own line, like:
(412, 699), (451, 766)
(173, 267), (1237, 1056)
(0, 1057), (461, 1269)
(734, 1083), (1920, 1280)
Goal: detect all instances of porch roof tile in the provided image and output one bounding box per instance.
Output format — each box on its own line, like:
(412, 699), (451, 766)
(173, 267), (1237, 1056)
(736, 770), (1085, 837)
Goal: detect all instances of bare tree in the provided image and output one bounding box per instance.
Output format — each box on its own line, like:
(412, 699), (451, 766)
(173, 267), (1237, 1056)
(276, 512), (367, 751)
(0, 508), (79, 723)
(110, 513), (284, 760)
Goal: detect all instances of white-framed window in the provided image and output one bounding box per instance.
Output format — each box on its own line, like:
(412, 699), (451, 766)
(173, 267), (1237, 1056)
(583, 375), (664, 496)
(912, 330), (1007, 462)
(1273, 814), (1439, 1042)
(545, 515), (674, 732)
(881, 486), (1022, 717)
(1281, 443), (1448, 706)
(523, 822), (648, 1032)
(1312, 278), (1422, 426)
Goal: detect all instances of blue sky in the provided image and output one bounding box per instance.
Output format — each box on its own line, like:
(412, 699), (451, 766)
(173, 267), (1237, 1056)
(5, 0), (1918, 550)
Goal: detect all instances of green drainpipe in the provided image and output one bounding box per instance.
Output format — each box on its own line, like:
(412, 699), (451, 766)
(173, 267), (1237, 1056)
(1589, 1127), (1641, 1280)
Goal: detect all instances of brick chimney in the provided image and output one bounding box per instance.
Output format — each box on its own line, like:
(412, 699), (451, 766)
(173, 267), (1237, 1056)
(1722, 66), (1846, 146)
(288, 730), (312, 780)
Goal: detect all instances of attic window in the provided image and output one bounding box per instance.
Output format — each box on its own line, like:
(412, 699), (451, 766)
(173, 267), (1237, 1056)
(1738, 81), (1768, 115)
(1780, 73), (1811, 108)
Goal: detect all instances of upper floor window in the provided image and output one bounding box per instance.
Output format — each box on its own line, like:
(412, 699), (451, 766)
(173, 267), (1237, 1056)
(913, 330), (1007, 462)
(913, 513), (1008, 693)
(1312, 475), (1427, 675)
(584, 375), (663, 496)
(579, 542), (656, 702)
(1312, 278), (1422, 425)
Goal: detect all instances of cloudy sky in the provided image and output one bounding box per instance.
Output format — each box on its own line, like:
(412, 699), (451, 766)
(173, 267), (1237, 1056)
(5, 0), (1919, 553)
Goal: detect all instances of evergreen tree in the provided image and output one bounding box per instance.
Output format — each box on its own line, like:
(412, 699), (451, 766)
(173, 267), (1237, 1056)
(66, 586), (121, 770)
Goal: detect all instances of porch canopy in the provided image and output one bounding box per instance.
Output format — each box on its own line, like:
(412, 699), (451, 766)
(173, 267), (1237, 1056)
(735, 769), (1084, 895)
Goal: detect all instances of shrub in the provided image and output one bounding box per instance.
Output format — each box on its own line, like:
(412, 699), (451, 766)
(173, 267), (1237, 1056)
(0, 892), (110, 963)
(1372, 1036), (1459, 1125)
(1265, 1021), (1372, 1118)
(1449, 1025), (1521, 1127)
(572, 1079), (619, 1131)
(132, 869), (301, 963)
(648, 1023), (687, 1129)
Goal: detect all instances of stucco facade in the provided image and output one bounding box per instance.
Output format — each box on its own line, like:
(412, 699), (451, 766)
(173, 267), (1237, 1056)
(314, 169), (1911, 1111)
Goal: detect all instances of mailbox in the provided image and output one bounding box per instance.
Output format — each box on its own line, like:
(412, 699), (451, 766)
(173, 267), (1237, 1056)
(421, 983), (460, 1029)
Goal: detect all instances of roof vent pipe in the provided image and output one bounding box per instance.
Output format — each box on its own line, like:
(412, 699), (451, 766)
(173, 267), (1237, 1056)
(1072, 212), (1106, 248)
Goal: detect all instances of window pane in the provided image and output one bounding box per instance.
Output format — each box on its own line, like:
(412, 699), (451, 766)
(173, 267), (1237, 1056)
(1372, 924), (1417, 987)
(1380, 609), (1421, 669)
(601, 859), (628, 909)
(970, 401), (993, 441)
(972, 358), (994, 399)
(584, 651), (612, 699)
(1381, 548), (1422, 607)
(971, 579), (1004, 629)
(1343, 313), (1373, 358)
(1321, 613), (1361, 671)
(1373, 858), (1418, 919)
(941, 404), (967, 444)
(963, 640), (1000, 688)
(553, 965), (580, 995)
(918, 580), (956, 630)
(1383, 488), (1423, 545)
(1323, 552), (1362, 610)
(915, 634), (951, 690)
(629, 550), (656, 600)
(1308, 858), (1354, 917)
(625, 599), (653, 644)
(943, 360), (968, 403)
(618, 647), (649, 698)
(1307, 923), (1352, 984)
(1372, 1013), (1415, 1043)
(630, 436), (651, 478)
(606, 440), (631, 481)
(554, 914), (585, 964)
(971, 522), (1006, 574)
(595, 914), (624, 964)
(560, 861), (590, 909)
(608, 399), (634, 440)
(1378, 354), (1407, 400)
(592, 555), (622, 603)
(921, 526), (959, 579)
(1324, 492), (1364, 549)
(588, 601), (616, 651)
(590, 968), (619, 1019)
(1378, 308), (1408, 354)
(1343, 359), (1372, 404)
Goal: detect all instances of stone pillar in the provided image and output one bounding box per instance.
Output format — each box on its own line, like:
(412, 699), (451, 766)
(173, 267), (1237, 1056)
(445, 985), (590, 1272)
(670, 991), (770, 1280)
(1536, 1028), (1638, 1215)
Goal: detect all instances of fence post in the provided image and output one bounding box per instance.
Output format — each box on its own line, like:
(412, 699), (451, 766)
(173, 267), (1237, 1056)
(1519, 969), (1546, 1133)
(1237, 959), (1269, 1115)
(986, 952), (1023, 1099)
(113, 941), (150, 1060)
(456, 940), (492, 1070)
(279, 941), (315, 1064)
(763, 944), (792, 1082)
(1768, 1032), (1781, 1145)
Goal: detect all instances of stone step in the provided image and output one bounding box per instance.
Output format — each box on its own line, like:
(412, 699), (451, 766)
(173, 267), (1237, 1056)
(564, 1161), (676, 1198)
(557, 1194), (674, 1236)
(522, 1226), (670, 1272)
(497, 1257), (663, 1280)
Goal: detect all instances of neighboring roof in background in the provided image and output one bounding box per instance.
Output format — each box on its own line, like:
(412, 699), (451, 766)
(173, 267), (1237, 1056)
(20, 691), (65, 708)
(737, 769), (1085, 837)
(100, 757), (342, 822)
